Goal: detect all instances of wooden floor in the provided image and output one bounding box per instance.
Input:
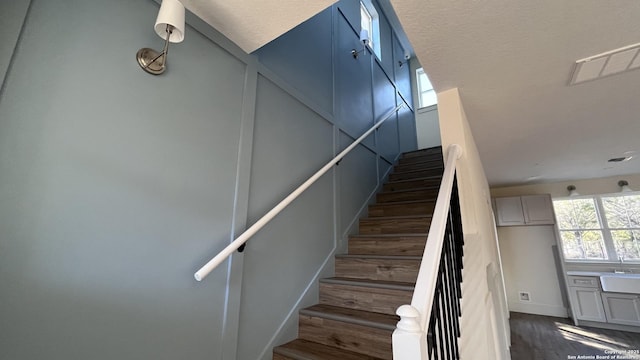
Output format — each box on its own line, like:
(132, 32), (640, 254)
(510, 312), (640, 360)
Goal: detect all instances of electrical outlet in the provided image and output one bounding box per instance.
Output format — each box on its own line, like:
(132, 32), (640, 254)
(519, 292), (531, 302)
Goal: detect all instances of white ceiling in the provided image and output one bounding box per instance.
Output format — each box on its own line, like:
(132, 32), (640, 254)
(180, 0), (336, 53)
(182, 0), (640, 187)
(390, 0), (640, 186)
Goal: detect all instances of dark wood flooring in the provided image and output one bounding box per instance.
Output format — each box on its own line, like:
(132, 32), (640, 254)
(510, 312), (640, 360)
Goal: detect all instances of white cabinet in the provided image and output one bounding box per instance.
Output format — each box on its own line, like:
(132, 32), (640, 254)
(495, 197), (525, 226)
(494, 195), (555, 226)
(602, 293), (640, 327)
(521, 195), (555, 225)
(569, 286), (607, 322)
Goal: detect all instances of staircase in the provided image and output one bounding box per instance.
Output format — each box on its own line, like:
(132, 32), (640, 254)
(273, 147), (445, 360)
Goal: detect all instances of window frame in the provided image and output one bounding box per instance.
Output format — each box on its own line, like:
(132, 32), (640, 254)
(359, 0), (381, 60)
(553, 192), (640, 263)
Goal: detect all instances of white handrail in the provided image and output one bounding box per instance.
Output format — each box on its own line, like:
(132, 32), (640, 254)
(194, 104), (405, 282)
(410, 143), (462, 328)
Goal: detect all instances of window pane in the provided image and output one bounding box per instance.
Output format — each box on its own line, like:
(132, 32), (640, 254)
(420, 90), (437, 108)
(611, 229), (640, 260)
(360, 3), (373, 46)
(553, 199), (600, 230)
(602, 195), (640, 228)
(559, 230), (606, 260)
(416, 69), (436, 108)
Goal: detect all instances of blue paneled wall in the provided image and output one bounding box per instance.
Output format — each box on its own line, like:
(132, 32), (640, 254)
(0, 1), (417, 359)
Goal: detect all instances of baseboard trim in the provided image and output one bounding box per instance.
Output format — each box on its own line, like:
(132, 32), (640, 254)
(508, 301), (568, 318)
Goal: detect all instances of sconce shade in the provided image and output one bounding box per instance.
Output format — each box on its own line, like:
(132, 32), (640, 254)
(154, 0), (185, 43)
(359, 29), (370, 45)
(618, 180), (633, 192)
(567, 185), (579, 197)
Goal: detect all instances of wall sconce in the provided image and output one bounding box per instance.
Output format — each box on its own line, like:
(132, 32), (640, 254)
(398, 52), (410, 67)
(567, 185), (580, 197)
(618, 180), (633, 192)
(351, 29), (370, 59)
(136, 0), (185, 75)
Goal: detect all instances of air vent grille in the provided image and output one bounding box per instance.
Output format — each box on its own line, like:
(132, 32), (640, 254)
(569, 43), (640, 85)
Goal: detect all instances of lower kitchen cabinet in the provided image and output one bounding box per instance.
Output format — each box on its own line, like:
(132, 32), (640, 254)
(601, 292), (640, 327)
(568, 286), (607, 322)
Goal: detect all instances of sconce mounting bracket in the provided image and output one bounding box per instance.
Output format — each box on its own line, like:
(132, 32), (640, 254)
(137, 48), (166, 75)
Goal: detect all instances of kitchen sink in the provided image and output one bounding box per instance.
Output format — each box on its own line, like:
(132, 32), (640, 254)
(600, 273), (640, 294)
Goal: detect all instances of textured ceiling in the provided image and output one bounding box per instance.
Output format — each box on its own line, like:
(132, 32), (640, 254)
(181, 0), (336, 53)
(390, 0), (640, 186)
(183, 0), (640, 187)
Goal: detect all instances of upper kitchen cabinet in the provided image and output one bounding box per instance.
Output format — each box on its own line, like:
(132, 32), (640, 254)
(494, 194), (555, 226)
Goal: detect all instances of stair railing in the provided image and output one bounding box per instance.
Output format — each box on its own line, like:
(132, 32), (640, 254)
(194, 104), (405, 282)
(392, 143), (464, 360)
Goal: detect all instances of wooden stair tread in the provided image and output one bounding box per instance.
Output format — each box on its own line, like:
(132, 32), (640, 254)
(335, 254), (422, 260)
(378, 186), (441, 195)
(401, 147), (442, 157)
(371, 199), (436, 206)
(349, 233), (428, 238)
(361, 214), (432, 220)
(385, 175), (442, 184)
(301, 304), (398, 330)
(321, 277), (415, 291)
(274, 339), (384, 360)
(395, 158), (443, 166)
(394, 165), (444, 172)
(393, 165), (444, 173)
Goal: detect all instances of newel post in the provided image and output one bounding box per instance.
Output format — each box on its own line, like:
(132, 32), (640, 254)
(392, 305), (427, 360)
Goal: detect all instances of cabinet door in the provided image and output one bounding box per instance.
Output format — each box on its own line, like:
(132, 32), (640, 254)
(569, 287), (607, 322)
(495, 197), (525, 226)
(602, 293), (640, 326)
(522, 195), (555, 225)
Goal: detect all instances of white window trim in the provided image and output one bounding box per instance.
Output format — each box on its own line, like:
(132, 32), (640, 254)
(360, 0), (381, 60)
(554, 192), (640, 264)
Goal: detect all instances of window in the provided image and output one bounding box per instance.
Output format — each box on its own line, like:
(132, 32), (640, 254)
(601, 194), (640, 260)
(360, 3), (373, 48)
(359, 1), (381, 60)
(416, 68), (437, 108)
(553, 193), (640, 262)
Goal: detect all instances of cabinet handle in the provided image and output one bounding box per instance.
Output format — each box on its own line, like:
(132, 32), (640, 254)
(575, 280), (592, 285)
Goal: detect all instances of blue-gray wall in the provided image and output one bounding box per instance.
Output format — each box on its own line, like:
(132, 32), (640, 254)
(0, 1), (417, 359)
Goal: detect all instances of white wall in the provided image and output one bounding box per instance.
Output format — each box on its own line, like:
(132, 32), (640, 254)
(497, 226), (567, 317)
(410, 59), (441, 150)
(415, 105), (442, 149)
(438, 88), (510, 360)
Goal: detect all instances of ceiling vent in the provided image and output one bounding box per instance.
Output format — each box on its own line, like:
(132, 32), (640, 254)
(569, 43), (640, 85)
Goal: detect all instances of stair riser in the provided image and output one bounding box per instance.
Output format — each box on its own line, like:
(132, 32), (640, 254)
(383, 178), (441, 192)
(335, 258), (420, 283)
(319, 283), (412, 315)
(360, 217), (431, 234)
(273, 354), (290, 360)
(348, 236), (427, 256)
(377, 190), (439, 203)
(389, 169), (444, 181)
(299, 315), (393, 359)
(393, 161), (444, 173)
(402, 147), (442, 158)
(369, 201), (435, 217)
(398, 153), (442, 165)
